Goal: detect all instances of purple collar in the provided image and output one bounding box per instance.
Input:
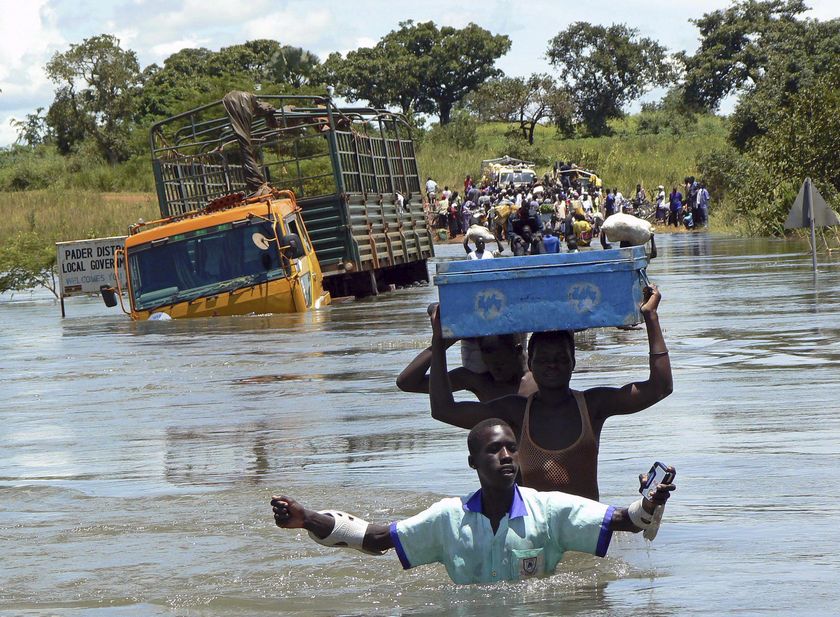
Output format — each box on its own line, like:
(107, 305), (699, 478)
(463, 484), (528, 519)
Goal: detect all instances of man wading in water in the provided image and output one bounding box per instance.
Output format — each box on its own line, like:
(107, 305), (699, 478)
(271, 418), (676, 585)
(428, 286), (672, 501)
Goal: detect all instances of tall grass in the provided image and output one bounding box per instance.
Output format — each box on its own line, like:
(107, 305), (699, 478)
(417, 120), (728, 199)
(1, 116), (729, 246)
(0, 190), (159, 245)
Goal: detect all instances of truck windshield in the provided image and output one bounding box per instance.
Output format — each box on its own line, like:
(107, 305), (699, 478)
(515, 171), (535, 185)
(128, 220), (288, 311)
(499, 171), (535, 186)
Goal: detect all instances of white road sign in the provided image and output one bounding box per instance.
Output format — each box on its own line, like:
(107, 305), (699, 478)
(56, 236), (127, 296)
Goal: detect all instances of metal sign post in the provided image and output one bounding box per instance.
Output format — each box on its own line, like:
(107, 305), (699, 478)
(784, 178), (840, 273)
(55, 236), (127, 317)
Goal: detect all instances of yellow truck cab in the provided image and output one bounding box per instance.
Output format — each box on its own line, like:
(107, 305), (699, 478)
(109, 190), (329, 320)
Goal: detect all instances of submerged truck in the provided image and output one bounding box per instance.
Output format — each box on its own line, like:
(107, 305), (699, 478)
(150, 91), (433, 298)
(100, 91), (433, 320)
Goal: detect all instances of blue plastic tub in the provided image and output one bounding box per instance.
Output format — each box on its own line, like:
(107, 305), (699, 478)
(434, 247), (650, 338)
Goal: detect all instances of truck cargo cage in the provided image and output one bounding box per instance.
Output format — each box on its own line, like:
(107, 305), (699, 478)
(150, 94), (421, 217)
(149, 92), (433, 297)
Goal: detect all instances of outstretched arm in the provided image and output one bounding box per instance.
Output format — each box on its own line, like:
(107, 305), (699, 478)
(271, 495), (394, 553)
(587, 285), (673, 423)
(493, 229), (504, 253)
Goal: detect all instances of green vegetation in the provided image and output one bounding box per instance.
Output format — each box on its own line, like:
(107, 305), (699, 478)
(321, 21), (511, 123)
(683, 0), (840, 235)
(547, 22), (674, 137)
(0, 190), (159, 295)
(417, 117), (728, 201)
(0, 230), (60, 297)
(3, 0), (839, 293)
(466, 74), (572, 144)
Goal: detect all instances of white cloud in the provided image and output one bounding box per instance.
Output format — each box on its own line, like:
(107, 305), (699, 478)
(1, 0), (840, 147)
(0, 113), (22, 146)
(354, 36), (377, 49)
(150, 37), (212, 59)
(436, 10), (474, 29)
(242, 8), (332, 46)
(0, 0), (64, 96)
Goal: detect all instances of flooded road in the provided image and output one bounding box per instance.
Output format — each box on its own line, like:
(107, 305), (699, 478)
(2, 233), (840, 615)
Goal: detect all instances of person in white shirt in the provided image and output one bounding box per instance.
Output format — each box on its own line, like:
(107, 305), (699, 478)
(426, 177), (438, 199)
(464, 225), (503, 256)
(614, 190), (626, 212)
(468, 237), (495, 260)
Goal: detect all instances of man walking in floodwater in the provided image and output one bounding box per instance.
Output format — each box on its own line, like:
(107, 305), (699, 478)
(428, 286), (672, 500)
(271, 418), (676, 585)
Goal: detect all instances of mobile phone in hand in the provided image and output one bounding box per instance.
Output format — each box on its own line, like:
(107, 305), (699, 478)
(640, 461), (675, 500)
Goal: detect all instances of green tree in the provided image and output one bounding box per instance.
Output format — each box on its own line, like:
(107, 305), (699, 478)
(424, 110), (478, 150)
(636, 88), (698, 135)
(320, 46), (422, 113)
(678, 0), (840, 148)
(209, 40), (320, 87)
(467, 74), (573, 144)
(138, 41), (322, 124)
(698, 66), (840, 236)
(325, 21), (510, 124)
(138, 47), (252, 122)
(10, 107), (50, 146)
(45, 34), (142, 164)
(679, 0), (809, 111)
(0, 231), (58, 297)
(728, 18), (840, 148)
(751, 66), (840, 193)
(547, 22), (674, 136)
(266, 45), (321, 88)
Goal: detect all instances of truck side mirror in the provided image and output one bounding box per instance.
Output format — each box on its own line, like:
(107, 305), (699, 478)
(281, 233), (306, 259)
(100, 285), (118, 307)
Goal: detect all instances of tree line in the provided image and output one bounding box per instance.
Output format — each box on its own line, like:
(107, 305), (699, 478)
(3, 0), (840, 238)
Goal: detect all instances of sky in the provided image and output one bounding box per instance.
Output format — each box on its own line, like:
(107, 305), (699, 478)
(1, 0), (839, 147)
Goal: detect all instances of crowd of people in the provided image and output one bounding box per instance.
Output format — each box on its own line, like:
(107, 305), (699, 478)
(656, 176), (710, 229)
(424, 165), (710, 256)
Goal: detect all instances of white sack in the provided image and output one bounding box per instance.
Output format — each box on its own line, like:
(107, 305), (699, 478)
(465, 224), (496, 243)
(461, 339), (489, 374)
(601, 213), (654, 245)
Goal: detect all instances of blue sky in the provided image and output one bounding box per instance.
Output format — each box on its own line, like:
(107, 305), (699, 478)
(1, 0), (838, 146)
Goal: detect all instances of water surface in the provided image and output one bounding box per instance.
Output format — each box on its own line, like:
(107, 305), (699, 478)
(2, 233), (839, 615)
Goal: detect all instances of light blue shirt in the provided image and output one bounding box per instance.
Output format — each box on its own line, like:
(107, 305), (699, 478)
(389, 484), (614, 584)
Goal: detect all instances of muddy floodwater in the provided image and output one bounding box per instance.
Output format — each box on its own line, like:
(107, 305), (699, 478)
(2, 233), (839, 616)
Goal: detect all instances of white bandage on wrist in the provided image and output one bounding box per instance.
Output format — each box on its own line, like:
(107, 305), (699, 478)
(307, 510), (384, 555)
(628, 498), (654, 529)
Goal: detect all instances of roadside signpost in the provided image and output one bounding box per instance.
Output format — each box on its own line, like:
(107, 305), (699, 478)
(784, 178), (840, 272)
(55, 236), (126, 317)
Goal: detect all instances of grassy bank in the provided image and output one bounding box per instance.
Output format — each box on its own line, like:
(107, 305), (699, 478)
(0, 190), (159, 246)
(417, 117), (727, 200)
(1, 116), (728, 246)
